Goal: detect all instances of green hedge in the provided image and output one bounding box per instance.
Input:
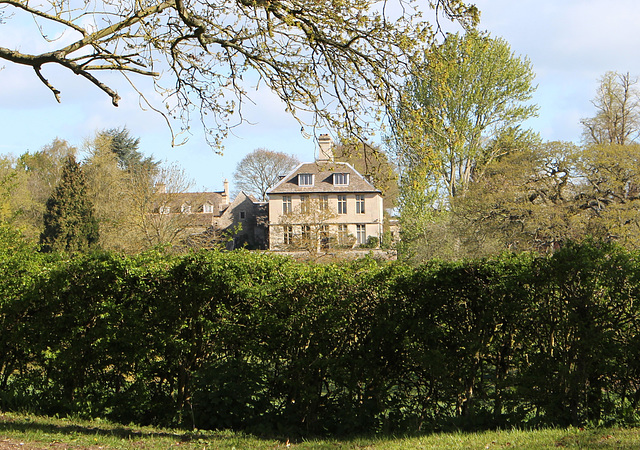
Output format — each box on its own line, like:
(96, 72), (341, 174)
(2, 235), (640, 436)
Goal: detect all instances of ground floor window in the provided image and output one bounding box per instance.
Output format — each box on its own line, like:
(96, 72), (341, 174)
(338, 224), (348, 246)
(284, 225), (293, 245)
(320, 225), (329, 249)
(301, 224), (311, 241)
(356, 224), (366, 245)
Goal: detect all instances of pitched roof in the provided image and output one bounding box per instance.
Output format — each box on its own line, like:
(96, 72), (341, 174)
(267, 161), (381, 195)
(156, 191), (228, 215)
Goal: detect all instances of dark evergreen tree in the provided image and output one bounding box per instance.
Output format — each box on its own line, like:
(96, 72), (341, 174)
(99, 127), (158, 172)
(40, 156), (99, 253)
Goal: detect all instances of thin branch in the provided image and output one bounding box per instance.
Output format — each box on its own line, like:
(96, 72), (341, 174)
(33, 64), (61, 102)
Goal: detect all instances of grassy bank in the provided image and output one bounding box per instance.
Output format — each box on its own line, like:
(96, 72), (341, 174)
(1, 412), (639, 449)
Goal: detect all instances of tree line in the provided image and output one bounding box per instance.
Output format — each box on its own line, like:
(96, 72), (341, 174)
(390, 31), (640, 263)
(0, 128), (213, 254)
(2, 235), (640, 436)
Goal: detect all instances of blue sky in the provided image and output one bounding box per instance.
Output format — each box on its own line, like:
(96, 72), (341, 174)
(1, 0), (639, 192)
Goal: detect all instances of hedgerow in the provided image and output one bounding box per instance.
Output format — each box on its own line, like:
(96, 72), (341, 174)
(1, 237), (640, 436)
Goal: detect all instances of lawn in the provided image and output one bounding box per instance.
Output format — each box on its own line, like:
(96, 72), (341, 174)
(1, 412), (639, 449)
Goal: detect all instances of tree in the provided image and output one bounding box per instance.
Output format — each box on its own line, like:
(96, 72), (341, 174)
(83, 136), (141, 252)
(40, 156), (99, 253)
(422, 141), (640, 261)
(0, 0), (478, 148)
(394, 31), (538, 199)
(391, 31), (538, 261)
(451, 141), (585, 257)
(575, 143), (640, 248)
(91, 127), (158, 172)
(10, 139), (77, 241)
(233, 148), (299, 201)
(581, 71), (640, 146)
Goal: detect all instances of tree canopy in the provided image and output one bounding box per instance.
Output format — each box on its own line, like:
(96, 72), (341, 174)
(39, 155), (99, 253)
(0, 0), (478, 149)
(581, 71), (640, 146)
(394, 31), (538, 199)
(92, 127), (158, 172)
(233, 148), (300, 201)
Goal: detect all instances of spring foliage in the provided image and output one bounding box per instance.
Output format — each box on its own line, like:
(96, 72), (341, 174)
(39, 156), (99, 253)
(2, 239), (640, 435)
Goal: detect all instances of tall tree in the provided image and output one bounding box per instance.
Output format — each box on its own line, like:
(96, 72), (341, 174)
(581, 71), (640, 145)
(83, 138), (138, 252)
(0, 0), (478, 148)
(91, 127), (158, 172)
(233, 148), (300, 201)
(392, 31), (538, 260)
(12, 139), (77, 241)
(394, 31), (538, 199)
(40, 156), (99, 253)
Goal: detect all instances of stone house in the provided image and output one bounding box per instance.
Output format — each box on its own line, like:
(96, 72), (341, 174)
(153, 182), (267, 249)
(267, 134), (384, 251)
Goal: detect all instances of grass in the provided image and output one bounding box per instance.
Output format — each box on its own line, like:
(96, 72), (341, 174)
(1, 412), (640, 449)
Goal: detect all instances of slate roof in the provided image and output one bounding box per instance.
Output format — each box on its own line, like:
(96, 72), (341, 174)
(267, 161), (381, 195)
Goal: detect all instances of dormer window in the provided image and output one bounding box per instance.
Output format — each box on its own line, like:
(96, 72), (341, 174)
(203, 203), (214, 213)
(159, 205), (171, 214)
(299, 173), (314, 186)
(334, 173), (349, 186)
(181, 203), (191, 214)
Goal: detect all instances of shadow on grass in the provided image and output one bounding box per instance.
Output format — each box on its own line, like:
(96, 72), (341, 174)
(0, 413), (229, 443)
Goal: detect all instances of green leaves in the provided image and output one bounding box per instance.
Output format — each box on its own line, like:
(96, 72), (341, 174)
(39, 156), (99, 254)
(3, 244), (640, 433)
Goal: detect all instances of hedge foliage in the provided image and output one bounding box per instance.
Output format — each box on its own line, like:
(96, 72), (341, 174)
(2, 229), (640, 436)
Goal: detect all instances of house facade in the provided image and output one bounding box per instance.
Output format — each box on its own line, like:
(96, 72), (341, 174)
(153, 180), (231, 236)
(152, 182), (268, 249)
(267, 135), (384, 251)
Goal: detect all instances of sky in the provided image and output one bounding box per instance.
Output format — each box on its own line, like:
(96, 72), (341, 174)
(1, 0), (639, 193)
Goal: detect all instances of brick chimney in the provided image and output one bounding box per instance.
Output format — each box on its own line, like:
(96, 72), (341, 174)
(317, 134), (334, 162)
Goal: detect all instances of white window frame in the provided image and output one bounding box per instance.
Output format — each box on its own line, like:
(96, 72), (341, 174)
(337, 195), (347, 215)
(299, 173), (314, 186)
(300, 195), (309, 213)
(284, 225), (293, 245)
(282, 196), (292, 213)
(203, 203), (214, 213)
(356, 224), (366, 245)
(181, 203), (191, 214)
(338, 224), (348, 246)
(356, 195), (365, 214)
(159, 205), (171, 214)
(320, 195), (329, 211)
(334, 173), (349, 186)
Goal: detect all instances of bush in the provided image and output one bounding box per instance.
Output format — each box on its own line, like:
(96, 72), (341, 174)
(2, 240), (640, 435)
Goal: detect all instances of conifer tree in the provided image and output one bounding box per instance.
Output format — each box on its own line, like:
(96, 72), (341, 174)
(40, 156), (99, 253)
(97, 127), (158, 172)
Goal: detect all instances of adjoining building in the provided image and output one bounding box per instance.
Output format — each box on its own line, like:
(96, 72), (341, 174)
(152, 182), (267, 250)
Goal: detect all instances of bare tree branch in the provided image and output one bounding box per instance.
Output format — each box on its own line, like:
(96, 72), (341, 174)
(0, 0), (479, 149)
